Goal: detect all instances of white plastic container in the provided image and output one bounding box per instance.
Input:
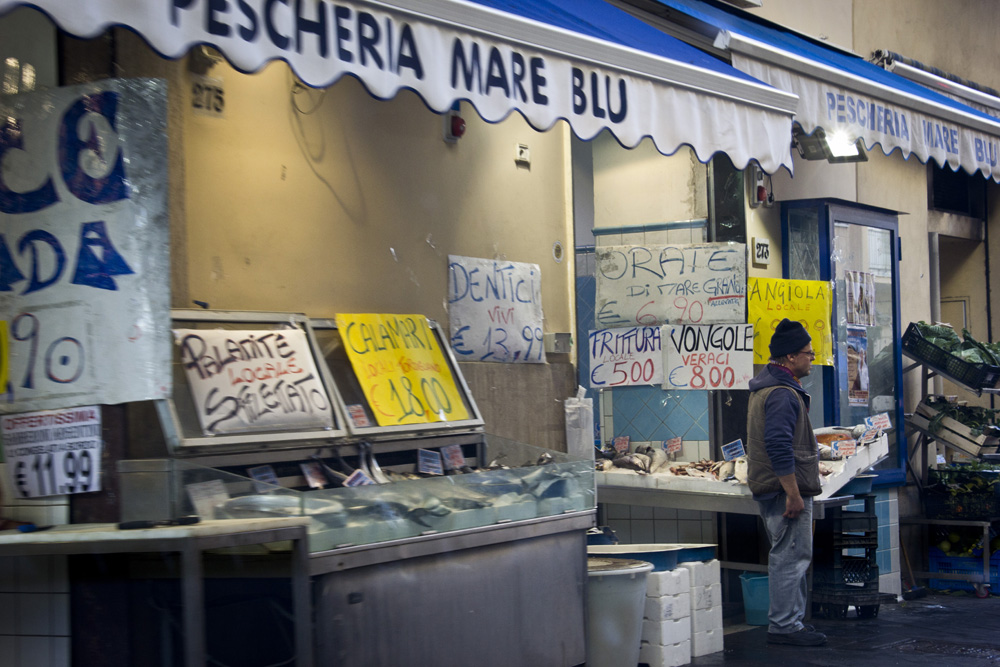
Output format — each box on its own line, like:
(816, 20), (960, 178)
(586, 556), (654, 667)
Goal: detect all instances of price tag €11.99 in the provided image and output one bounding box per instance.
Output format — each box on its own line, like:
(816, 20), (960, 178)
(11, 445), (101, 498)
(3, 407), (103, 499)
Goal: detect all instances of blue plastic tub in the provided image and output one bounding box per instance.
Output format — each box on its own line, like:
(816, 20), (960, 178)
(740, 572), (769, 625)
(586, 544), (682, 571)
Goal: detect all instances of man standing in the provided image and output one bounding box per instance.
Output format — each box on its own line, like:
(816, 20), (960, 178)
(747, 318), (826, 646)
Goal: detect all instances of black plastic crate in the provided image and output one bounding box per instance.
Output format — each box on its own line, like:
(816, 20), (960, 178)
(901, 322), (951, 368)
(901, 322), (1000, 389)
(925, 468), (1000, 520)
(924, 490), (999, 520)
(813, 555), (879, 586)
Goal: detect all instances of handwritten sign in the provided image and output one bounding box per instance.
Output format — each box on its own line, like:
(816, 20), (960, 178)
(588, 326), (663, 387)
(595, 243), (746, 327)
(0, 79), (172, 413)
(662, 324), (754, 390)
(664, 437), (682, 454)
(747, 278), (833, 365)
(2, 406), (103, 498)
(866, 412), (893, 430)
(831, 439), (857, 457)
(174, 328), (334, 435)
(335, 314), (470, 426)
(448, 255), (545, 363)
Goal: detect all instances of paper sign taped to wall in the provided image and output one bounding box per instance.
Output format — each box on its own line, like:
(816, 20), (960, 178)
(595, 243), (746, 327)
(588, 326), (663, 387)
(662, 324), (754, 390)
(747, 278), (833, 365)
(448, 255), (545, 363)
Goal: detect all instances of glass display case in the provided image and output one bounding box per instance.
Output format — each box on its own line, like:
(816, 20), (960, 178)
(127, 310), (594, 552)
(129, 436), (594, 553)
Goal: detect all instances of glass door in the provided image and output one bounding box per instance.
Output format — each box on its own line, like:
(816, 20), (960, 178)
(783, 200), (905, 484)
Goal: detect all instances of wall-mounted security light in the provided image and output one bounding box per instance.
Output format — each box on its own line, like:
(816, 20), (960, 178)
(792, 125), (867, 163)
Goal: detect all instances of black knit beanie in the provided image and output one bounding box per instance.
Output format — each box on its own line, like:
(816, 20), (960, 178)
(768, 318), (811, 358)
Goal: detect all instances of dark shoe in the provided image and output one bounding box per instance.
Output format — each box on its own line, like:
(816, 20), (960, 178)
(767, 629), (828, 646)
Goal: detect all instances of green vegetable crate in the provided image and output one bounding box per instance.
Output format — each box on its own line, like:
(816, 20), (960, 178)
(902, 322), (1000, 389)
(912, 400), (1000, 458)
(925, 468), (1000, 520)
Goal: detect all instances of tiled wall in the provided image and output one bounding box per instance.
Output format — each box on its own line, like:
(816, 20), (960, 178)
(0, 463), (71, 667)
(602, 502), (718, 545)
(867, 488), (901, 596)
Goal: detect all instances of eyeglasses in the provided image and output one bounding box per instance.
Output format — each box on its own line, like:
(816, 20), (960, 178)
(796, 349), (816, 359)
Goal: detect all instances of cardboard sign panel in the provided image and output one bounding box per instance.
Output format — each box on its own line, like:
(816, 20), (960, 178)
(595, 243), (746, 327)
(747, 277), (833, 365)
(663, 324), (754, 390)
(174, 328), (334, 435)
(335, 314), (470, 426)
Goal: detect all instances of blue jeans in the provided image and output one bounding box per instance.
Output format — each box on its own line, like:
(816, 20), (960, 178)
(756, 494), (813, 634)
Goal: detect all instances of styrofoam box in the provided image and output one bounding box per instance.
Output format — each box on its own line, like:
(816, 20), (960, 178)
(691, 605), (723, 634)
(691, 627), (725, 657)
(679, 559), (720, 588)
(641, 616), (691, 646)
(691, 582), (722, 610)
(639, 639), (691, 667)
(646, 567), (690, 598)
(644, 593), (691, 621)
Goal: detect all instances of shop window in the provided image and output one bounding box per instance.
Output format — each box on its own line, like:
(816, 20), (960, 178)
(928, 163), (985, 218)
(708, 154), (746, 243)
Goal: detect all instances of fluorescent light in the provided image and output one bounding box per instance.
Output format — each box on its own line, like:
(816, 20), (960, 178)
(826, 130), (860, 158)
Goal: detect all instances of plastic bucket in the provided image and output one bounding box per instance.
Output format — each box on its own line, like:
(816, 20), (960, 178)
(739, 572), (769, 626)
(587, 544), (682, 571)
(586, 557), (653, 667)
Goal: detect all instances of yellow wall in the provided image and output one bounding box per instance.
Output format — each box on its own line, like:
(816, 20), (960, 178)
(592, 133), (706, 228)
(179, 62), (575, 334)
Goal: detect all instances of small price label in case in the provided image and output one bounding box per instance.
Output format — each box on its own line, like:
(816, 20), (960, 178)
(417, 449), (444, 476)
(3, 407), (102, 499)
(832, 439), (858, 457)
(721, 439), (746, 461)
(664, 437), (683, 454)
(865, 412), (892, 430)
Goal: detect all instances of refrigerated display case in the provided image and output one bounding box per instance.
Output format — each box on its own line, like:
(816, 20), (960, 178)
(117, 309), (594, 666)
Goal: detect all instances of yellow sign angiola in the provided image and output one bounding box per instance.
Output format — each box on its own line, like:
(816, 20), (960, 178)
(747, 278), (833, 366)
(334, 314), (469, 426)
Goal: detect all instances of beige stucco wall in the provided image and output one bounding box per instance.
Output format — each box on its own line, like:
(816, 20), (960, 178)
(592, 133), (706, 228)
(109, 34), (585, 447)
(178, 62), (574, 334)
(748, 0), (854, 52)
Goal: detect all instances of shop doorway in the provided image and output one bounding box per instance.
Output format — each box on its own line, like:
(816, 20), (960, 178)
(781, 200), (905, 484)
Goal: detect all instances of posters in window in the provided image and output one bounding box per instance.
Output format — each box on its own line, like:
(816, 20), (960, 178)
(846, 271), (876, 326)
(847, 325), (870, 406)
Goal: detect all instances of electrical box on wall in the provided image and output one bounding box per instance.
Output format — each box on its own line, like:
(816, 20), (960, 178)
(747, 163), (773, 208)
(544, 332), (572, 354)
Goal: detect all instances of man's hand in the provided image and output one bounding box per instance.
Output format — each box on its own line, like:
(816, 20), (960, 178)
(777, 472), (804, 518)
(783, 493), (805, 518)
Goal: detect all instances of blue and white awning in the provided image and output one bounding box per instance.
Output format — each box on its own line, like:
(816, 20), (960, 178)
(650, 0), (1000, 181)
(0, 0), (799, 172)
